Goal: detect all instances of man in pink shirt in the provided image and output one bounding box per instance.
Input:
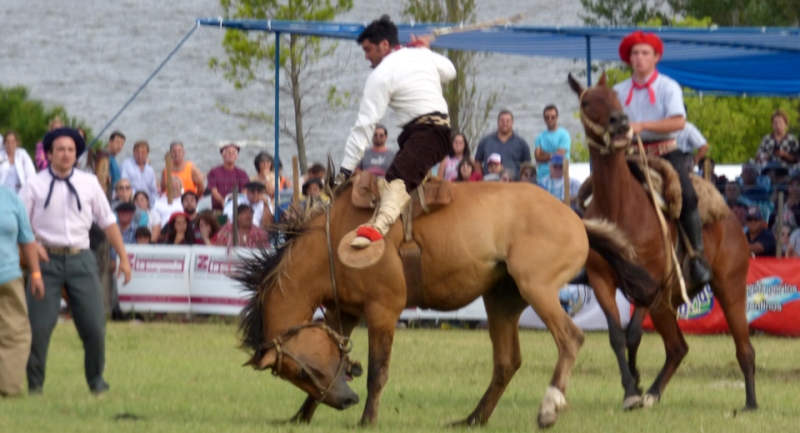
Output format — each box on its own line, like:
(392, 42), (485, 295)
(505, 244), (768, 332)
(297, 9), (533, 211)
(19, 128), (132, 397)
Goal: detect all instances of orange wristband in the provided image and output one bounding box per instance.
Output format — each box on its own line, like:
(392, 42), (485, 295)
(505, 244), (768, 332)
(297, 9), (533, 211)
(31, 272), (42, 280)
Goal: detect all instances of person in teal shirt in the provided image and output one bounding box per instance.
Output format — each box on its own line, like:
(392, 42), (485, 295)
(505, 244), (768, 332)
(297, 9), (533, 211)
(0, 187), (44, 396)
(534, 105), (571, 183)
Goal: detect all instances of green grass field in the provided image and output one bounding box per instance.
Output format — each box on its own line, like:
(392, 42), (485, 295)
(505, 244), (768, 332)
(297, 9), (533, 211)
(1, 322), (798, 433)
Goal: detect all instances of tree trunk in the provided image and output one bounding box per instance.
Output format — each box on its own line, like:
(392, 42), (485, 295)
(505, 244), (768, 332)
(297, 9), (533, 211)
(289, 34), (308, 174)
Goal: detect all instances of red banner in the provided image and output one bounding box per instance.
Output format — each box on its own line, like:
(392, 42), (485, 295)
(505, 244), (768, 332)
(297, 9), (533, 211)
(642, 258), (800, 336)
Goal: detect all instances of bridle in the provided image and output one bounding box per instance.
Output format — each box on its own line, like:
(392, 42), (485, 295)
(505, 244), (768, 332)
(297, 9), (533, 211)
(579, 89), (631, 155)
(260, 321), (353, 403)
(259, 205), (353, 404)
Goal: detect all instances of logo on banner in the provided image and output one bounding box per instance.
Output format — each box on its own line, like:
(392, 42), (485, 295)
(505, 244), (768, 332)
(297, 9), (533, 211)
(195, 254), (239, 275)
(677, 285), (713, 320)
(558, 285), (592, 317)
(746, 276), (800, 322)
(130, 253), (185, 273)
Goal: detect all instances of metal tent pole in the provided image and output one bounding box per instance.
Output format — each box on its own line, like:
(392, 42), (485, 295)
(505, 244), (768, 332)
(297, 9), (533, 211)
(274, 32), (282, 223)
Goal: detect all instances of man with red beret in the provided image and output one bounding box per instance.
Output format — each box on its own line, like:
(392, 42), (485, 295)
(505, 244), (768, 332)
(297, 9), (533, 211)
(615, 30), (711, 289)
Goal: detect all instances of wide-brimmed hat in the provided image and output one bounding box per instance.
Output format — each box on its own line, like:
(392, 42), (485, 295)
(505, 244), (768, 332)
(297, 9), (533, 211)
(43, 127), (86, 157)
(219, 142), (241, 154)
(619, 30), (664, 64)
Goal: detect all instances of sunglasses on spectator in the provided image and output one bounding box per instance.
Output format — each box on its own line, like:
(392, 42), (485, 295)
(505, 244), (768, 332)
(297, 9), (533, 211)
(544, 115), (557, 120)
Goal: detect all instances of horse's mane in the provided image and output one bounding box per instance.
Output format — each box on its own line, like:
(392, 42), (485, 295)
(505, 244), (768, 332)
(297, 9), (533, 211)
(234, 197), (331, 355)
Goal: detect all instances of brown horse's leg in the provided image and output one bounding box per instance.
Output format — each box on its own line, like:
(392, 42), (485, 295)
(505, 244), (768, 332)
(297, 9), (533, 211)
(586, 252), (642, 410)
(626, 306), (648, 393)
(709, 276), (758, 410)
(290, 310), (362, 424)
(359, 306), (402, 426)
(455, 282), (528, 426)
(643, 298), (689, 406)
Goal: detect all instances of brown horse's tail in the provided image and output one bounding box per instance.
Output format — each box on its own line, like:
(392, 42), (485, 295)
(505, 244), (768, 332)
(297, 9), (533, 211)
(583, 219), (658, 307)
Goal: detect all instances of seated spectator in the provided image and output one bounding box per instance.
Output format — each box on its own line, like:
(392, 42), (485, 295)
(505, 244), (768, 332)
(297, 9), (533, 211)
(207, 143), (250, 212)
(133, 191), (151, 228)
(121, 139), (158, 207)
(437, 133), (471, 181)
(195, 210), (221, 245)
(777, 224), (794, 257)
(483, 153), (504, 182)
(756, 109), (799, 165)
(746, 206), (776, 257)
(181, 191), (199, 223)
(214, 204), (270, 248)
(539, 155), (581, 205)
(739, 162), (770, 203)
(150, 176), (186, 241)
(251, 151), (291, 199)
(134, 227), (152, 244)
(519, 162), (537, 185)
(111, 202), (138, 274)
(355, 125), (396, 177)
(499, 169), (513, 183)
(455, 158), (482, 182)
(0, 131), (37, 193)
(302, 178), (327, 201)
(300, 162), (327, 186)
(160, 141), (205, 195)
(223, 182), (274, 229)
(110, 178), (134, 210)
(724, 181), (753, 208)
(731, 201), (748, 233)
(160, 212), (196, 245)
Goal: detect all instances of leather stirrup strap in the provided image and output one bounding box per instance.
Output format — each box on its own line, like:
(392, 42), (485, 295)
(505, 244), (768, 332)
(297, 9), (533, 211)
(399, 191), (424, 307)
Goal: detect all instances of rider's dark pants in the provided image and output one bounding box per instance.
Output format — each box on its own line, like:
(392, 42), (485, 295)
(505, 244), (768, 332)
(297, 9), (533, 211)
(661, 150), (698, 220)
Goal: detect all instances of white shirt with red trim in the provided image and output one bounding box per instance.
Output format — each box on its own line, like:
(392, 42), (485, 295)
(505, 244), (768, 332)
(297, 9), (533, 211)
(341, 47), (456, 171)
(614, 72), (686, 142)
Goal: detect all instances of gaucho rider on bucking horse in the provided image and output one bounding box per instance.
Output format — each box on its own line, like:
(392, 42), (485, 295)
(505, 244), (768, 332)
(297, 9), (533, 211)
(339, 15), (455, 257)
(615, 30), (711, 290)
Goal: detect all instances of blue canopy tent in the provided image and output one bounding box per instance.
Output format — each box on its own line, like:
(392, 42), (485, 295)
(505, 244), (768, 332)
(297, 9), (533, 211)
(93, 18), (800, 214)
(191, 19), (800, 212)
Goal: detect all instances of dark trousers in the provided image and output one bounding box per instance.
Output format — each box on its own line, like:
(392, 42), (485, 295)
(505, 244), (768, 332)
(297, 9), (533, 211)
(661, 150), (698, 218)
(26, 250), (109, 393)
(385, 121), (452, 192)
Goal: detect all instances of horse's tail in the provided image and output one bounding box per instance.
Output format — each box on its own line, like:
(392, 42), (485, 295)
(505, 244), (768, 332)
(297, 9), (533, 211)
(583, 218), (658, 307)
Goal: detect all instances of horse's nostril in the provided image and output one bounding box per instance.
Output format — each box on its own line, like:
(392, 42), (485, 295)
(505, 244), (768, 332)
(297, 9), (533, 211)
(343, 396), (359, 408)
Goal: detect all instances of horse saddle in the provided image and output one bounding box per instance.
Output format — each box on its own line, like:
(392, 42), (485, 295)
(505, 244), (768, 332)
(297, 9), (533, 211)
(350, 172), (456, 218)
(348, 172), (456, 307)
(577, 155), (729, 225)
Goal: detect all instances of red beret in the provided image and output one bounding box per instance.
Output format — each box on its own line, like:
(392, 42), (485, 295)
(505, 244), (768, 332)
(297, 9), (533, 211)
(619, 30), (664, 64)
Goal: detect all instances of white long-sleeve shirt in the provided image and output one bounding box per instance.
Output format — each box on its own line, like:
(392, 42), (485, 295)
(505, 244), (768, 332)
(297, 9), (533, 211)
(341, 47), (456, 171)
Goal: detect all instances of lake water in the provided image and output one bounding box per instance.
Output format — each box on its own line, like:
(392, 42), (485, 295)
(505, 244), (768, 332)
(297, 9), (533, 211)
(1, 0), (588, 176)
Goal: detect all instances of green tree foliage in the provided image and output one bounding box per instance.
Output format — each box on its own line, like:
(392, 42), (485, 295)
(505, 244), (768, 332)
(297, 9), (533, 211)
(402, 0), (497, 146)
(580, 0), (669, 26)
(209, 0), (353, 173)
(582, 0), (800, 26)
(0, 85), (92, 156)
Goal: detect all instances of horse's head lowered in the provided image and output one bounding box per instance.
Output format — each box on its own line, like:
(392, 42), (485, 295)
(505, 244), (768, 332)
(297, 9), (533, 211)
(568, 72), (631, 155)
(249, 322), (362, 410)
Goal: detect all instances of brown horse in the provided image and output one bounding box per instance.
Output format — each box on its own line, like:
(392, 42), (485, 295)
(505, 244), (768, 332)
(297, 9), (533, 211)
(567, 72), (757, 411)
(235, 178), (656, 428)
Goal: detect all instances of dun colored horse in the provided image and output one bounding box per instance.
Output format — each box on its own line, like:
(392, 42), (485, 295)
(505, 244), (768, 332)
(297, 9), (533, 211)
(236, 178), (656, 428)
(567, 73), (757, 411)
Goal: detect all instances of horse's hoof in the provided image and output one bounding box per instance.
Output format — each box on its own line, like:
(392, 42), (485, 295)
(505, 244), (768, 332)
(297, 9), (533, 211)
(642, 393), (659, 408)
(449, 417), (480, 427)
(623, 395), (643, 411)
(740, 404), (758, 412)
(537, 410), (558, 429)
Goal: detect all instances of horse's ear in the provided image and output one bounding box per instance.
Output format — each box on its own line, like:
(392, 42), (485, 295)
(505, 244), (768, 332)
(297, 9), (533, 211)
(598, 71), (608, 87)
(250, 349), (277, 370)
(567, 74), (584, 97)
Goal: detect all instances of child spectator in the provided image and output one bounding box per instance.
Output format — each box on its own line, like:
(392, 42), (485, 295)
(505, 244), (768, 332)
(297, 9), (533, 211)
(455, 158), (481, 182)
(437, 133), (471, 181)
